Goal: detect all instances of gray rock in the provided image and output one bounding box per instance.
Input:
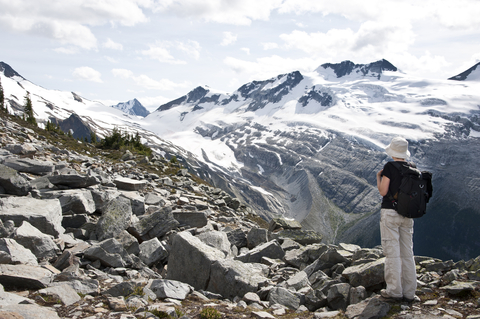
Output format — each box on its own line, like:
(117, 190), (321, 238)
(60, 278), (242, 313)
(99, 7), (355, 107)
(342, 258), (385, 288)
(83, 238), (132, 268)
(139, 238), (168, 266)
(282, 270), (310, 291)
(0, 163), (31, 195)
(440, 280), (477, 295)
(0, 238), (38, 265)
(235, 240), (285, 264)
(197, 231), (232, 257)
(207, 258), (269, 299)
(284, 246), (310, 269)
(269, 217), (302, 232)
(4, 143), (37, 155)
(90, 187), (121, 213)
(41, 189), (95, 215)
(114, 177), (147, 191)
(95, 196), (132, 241)
(102, 281), (141, 297)
(327, 283), (351, 310)
(247, 227), (268, 249)
(38, 283), (81, 306)
(148, 279), (193, 300)
(2, 157), (55, 176)
(144, 192), (165, 206)
(48, 173), (100, 188)
(62, 214), (89, 228)
(14, 221), (59, 260)
(119, 191), (145, 216)
(173, 211), (208, 228)
(271, 229), (323, 245)
(268, 287), (302, 310)
(115, 230), (140, 255)
(0, 197), (64, 237)
(0, 264), (52, 289)
(0, 284), (35, 306)
(349, 286), (367, 305)
(345, 297), (390, 319)
(167, 231), (225, 291)
(0, 304), (61, 319)
(129, 206), (179, 241)
(52, 275), (100, 296)
(227, 228), (248, 248)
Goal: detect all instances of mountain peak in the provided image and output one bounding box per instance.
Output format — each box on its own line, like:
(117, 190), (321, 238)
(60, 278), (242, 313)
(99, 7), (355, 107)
(448, 62), (480, 81)
(0, 62), (25, 80)
(317, 59), (397, 80)
(112, 98), (150, 117)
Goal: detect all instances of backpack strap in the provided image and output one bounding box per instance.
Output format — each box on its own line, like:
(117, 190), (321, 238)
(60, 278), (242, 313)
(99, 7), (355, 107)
(387, 161), (414, 204)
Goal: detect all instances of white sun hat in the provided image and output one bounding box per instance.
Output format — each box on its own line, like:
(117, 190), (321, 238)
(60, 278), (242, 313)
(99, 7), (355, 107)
(385, 136), (410, 159)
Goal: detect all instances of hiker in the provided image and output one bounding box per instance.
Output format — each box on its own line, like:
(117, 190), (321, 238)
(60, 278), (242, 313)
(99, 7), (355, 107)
(376, 136), (417, 302)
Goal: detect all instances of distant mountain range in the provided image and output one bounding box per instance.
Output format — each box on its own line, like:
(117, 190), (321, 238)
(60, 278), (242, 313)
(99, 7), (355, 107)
(2, 59), (480, 262)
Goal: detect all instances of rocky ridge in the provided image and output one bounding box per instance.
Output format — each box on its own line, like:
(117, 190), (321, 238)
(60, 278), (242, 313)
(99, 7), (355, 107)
(1, 115), (480, 319)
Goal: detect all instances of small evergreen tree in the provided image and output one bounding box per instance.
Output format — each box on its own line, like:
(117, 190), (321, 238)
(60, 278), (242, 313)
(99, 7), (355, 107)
(90, 130), (97, 144)
(23, 93), (37, 126)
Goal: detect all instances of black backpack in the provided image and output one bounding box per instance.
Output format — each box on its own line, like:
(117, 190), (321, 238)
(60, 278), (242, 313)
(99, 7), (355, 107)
(390, 162), (433, 218)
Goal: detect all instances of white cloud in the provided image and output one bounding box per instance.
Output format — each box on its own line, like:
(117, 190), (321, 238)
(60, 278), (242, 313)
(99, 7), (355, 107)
(103, 38), (123, 50)
(223, 55), (320, 81)
(241, 48), (250, 55)
(152, 0), (283, 25)
(54, 47), (78, 55)
(280, 21), (414, 60)
(73, 66), (103, 83)
(0, 0), (150, 49)
(141, 40), (201, 63)
(221, 32), (237, 46)
(112, 68), (188, 91)
(262, 42), (278, 50)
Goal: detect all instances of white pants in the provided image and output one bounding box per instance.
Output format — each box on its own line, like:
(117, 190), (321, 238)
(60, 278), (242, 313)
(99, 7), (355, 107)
(380, 209), (417, 299)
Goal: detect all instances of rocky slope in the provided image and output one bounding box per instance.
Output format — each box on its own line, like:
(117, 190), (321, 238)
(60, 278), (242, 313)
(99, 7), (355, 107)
(1, 114), (480, 318)
(3, 59), (480, 263)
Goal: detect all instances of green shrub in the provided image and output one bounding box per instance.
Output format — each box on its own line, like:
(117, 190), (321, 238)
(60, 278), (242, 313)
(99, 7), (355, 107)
(200, 307), (222, 319)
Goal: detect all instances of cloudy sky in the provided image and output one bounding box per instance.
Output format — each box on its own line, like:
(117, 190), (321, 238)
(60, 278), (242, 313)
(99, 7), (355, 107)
(1, 0), (480, 111)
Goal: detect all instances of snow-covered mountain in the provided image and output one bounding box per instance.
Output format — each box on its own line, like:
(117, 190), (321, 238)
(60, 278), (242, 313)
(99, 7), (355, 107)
(2, 59), (480, 262)
(112, 98), (150, 117)
(448, 62), (480, 81)
(143, 59), (480, 261)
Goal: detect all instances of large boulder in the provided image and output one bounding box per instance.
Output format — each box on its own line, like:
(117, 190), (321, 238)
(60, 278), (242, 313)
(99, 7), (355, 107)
(95, 196), (133, 241)
(139, 238), (169, 266)
(207, 258), (269, 299)
(268, 287), (302, 310)
(129, 206), (179, 241)
(197, 231), (232, 257)
(235, 240), (285, 263)
(0, 238), (38, 265)
(14, 221), (59, 261)
(48, 173), (99, 188)
(90, 187), (121, 213)
(167, 231), (225, 290)
(0, 164), (31, 195)
(0, 197), (64, 237)
(41, 189), (96, 215)
(114, 177), (147, 191)
(119, 191), (145, 216)
(148, 279), (193, 300)
(173, 211), (208, 228)
(0, 264), (52, 289)
(342, 258), (385, 288)
(2, 157), (55, 176)
(83, 238), (132, 268)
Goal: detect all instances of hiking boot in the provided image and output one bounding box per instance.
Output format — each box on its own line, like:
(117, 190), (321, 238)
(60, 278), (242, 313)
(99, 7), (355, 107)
(403, 295), (421, 303)
(380, 289), (403, 302)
